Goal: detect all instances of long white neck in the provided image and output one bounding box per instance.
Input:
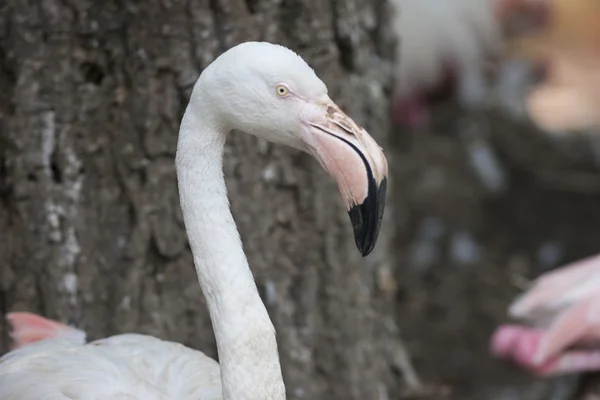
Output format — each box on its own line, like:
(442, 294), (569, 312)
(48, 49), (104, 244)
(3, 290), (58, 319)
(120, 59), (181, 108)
(176, 86), (285, 400)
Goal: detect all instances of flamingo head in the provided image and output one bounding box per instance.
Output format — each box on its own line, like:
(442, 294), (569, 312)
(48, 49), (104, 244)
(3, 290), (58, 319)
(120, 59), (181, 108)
(194, 42), (389, 256)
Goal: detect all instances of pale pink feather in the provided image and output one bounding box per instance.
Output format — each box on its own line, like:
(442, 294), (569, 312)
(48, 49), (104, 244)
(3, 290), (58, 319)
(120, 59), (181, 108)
(6, 312), (86, 349)
(492, 254), (600, 375)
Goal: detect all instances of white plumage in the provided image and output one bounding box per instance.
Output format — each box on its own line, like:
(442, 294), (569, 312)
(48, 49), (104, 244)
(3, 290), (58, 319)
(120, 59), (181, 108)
(0, 328), (221, 400)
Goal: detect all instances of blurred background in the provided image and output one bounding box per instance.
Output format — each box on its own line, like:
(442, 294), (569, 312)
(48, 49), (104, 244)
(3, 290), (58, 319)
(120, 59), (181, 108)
(1, 0), (600, 398)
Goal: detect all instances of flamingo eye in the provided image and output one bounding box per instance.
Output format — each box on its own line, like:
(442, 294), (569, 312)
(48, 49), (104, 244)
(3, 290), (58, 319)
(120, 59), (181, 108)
(275, 84), (289, 97)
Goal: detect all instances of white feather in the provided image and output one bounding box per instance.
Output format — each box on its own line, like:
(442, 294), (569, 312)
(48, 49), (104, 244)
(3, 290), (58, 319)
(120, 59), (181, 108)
(0, 334), (221, 400)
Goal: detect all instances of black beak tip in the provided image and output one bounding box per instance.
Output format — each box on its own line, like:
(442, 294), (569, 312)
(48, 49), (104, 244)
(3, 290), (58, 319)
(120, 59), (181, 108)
(348, 177), (387, 258)
(360, 243), (373, 258)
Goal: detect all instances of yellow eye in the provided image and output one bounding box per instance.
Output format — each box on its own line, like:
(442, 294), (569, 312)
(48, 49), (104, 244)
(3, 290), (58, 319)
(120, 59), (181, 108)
(275, 84), (289, 97)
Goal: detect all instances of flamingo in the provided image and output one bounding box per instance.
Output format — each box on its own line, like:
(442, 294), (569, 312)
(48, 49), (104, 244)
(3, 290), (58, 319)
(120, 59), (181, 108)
(389, 0), (502, 127)
(491, 254), (600, 376)
(0, 41), (388, 399)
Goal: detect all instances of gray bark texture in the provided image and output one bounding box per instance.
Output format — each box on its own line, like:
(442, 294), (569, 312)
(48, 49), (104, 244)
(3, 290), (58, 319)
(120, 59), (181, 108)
(0, 1), (406, 399)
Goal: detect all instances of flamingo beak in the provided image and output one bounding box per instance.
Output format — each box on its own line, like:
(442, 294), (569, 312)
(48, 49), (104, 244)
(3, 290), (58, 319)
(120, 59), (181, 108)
(302, 97), (388, 256)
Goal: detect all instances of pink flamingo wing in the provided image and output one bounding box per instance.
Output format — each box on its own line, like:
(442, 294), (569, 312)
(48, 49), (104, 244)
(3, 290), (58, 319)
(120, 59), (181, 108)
(534, 293), (600, 364)
(510, 253), (600, 319)
(6, 312), (86, 349)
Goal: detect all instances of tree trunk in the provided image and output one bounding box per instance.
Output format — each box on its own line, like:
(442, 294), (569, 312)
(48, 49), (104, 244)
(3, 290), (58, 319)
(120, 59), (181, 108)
(0, 1), (406, 399)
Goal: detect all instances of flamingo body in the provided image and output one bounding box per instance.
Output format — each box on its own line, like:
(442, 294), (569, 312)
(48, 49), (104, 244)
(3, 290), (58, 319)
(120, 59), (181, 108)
(1, 313), (221, 400)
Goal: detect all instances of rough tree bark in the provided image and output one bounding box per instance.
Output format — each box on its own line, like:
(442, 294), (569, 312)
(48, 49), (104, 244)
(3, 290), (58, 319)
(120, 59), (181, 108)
(0, 1), (407, 399)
